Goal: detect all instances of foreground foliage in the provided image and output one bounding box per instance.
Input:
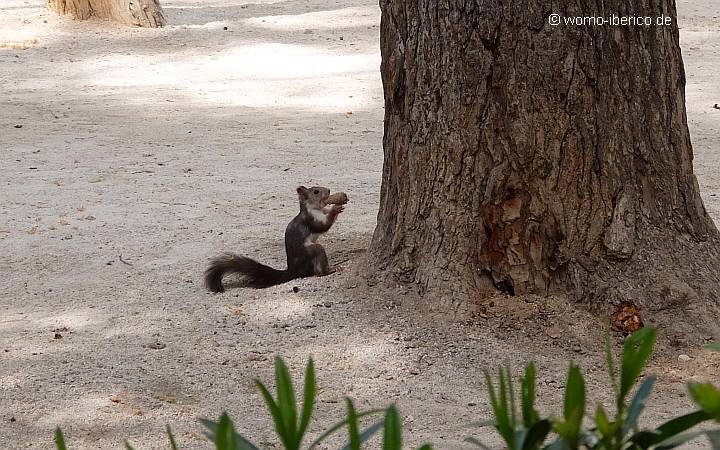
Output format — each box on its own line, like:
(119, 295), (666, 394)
(53, 333), (719, 449)
(469, 328), (720, 449)
(54, 357), (430, 450)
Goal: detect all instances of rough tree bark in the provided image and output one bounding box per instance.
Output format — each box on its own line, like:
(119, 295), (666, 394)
(47, 0), (165, 27)
(371, 0), (720, 330)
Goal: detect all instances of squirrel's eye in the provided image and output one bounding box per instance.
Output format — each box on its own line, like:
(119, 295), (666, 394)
(313, 190), (319, 195)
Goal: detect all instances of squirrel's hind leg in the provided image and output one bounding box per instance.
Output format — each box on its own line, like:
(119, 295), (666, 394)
(307, 244), (333, 276)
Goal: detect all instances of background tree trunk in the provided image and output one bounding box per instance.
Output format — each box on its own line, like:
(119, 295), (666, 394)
(47, 0), (165, 27)
(371, 0), (720, 331)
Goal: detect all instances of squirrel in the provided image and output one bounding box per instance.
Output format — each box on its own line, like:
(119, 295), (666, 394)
(204, 186), (346, 292)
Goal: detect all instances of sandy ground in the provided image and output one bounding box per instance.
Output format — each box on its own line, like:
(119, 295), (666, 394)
(1, 1), (719, 449)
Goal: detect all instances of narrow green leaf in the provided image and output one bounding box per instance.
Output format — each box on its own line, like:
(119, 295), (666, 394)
(383, 405), (402, 450)
(199, 416), (261, 450)
(359, 420), (385, 443)
(307, 409), (385, 449)
(506, 366), (518, 430)
(521, 419), (551, 450)
(123, 441), (135, 450)
(521, 363), (539, 428)
(215, 413), (238, 450)
(255, 379), (292, 449)
(464, 437), (493, 450)
(200, 418), (219, 432)
(554, 363), (585, 448)
(341, 420), (385, 450)
(628, 430), (659, 448)
(166, 425), (179, 450)
(297, 358), (316, 443)
(498, 368), (509, 425)
(620, 327), (656, 401)
(688, 382), (720, 419)
(345, 398), (361, 450)
(274, 357), (299, 446)
(593, 405), (617, 449)
(485, 369), (513, 446)
(654, 430), (707, 450)
(199, 418), (219, 442)
(551, 362), (586, 450)
(654, 410), (711, 443)
(54, 428), (68, 450)
(623, 375), (656, 437)
(595, 407), (611, 438)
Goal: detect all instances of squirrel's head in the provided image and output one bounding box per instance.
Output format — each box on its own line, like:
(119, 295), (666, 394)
(297, 186), (330, 207)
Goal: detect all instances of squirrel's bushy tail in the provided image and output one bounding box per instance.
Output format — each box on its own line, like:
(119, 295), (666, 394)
(204, 253), (295, 292)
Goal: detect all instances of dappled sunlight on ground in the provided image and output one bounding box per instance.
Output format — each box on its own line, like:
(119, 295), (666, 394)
(78, 43), (378, 110)
(245, 6), (379, 30)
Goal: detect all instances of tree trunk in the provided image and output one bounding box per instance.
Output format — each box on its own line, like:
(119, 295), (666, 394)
(371, 0), (720, 330)
(47, 0), (165, 27)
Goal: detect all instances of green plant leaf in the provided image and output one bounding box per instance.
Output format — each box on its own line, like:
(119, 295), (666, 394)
(594, 406), (611, 439)
(416, 445), (434, 450)
(341, 420), (385, 450)
(255, 378), (291, 449)
(345, 398), (361, 450)
(628, 430), (659, 448)
(215, 413), (238, 450)
(553, 364), (585, 448)
(653, 410), (711, 443)
(564, 364), (586, 425)
(123, 441), (135, 450)
(54, 428), (68, 450)
(593, 405), (619, 449)
(464, 437), (493, 450)
(485, 369), (513, 447)
(688, 382), (720, 420)
(654, 430), (707, 449)
(199, 418), (219, 442)
(506, 366), (518, 430)
(521, 419), (551, 450)
(307, 408), (385, 449)
(274, 357), (299, 447)
(166, 425), (179, 450)
(297, 358), (316, 443)
(620, 327), (656, 402)
(200, 416), (261, 450)
(521, 363), (540, 428)
(623, 375), (655, 437)
(383, 405), (402, 450)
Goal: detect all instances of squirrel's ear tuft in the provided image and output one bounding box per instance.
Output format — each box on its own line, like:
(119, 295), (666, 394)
(296, 186), (308, 197)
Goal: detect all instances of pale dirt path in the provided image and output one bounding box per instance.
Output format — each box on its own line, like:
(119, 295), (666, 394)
(1, 1), (719, 449)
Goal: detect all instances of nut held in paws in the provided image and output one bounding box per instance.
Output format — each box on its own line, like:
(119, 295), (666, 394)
(325, 192), (348, 205)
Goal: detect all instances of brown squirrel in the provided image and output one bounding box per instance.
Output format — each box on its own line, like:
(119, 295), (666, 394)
(204, 186), (346, 292)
